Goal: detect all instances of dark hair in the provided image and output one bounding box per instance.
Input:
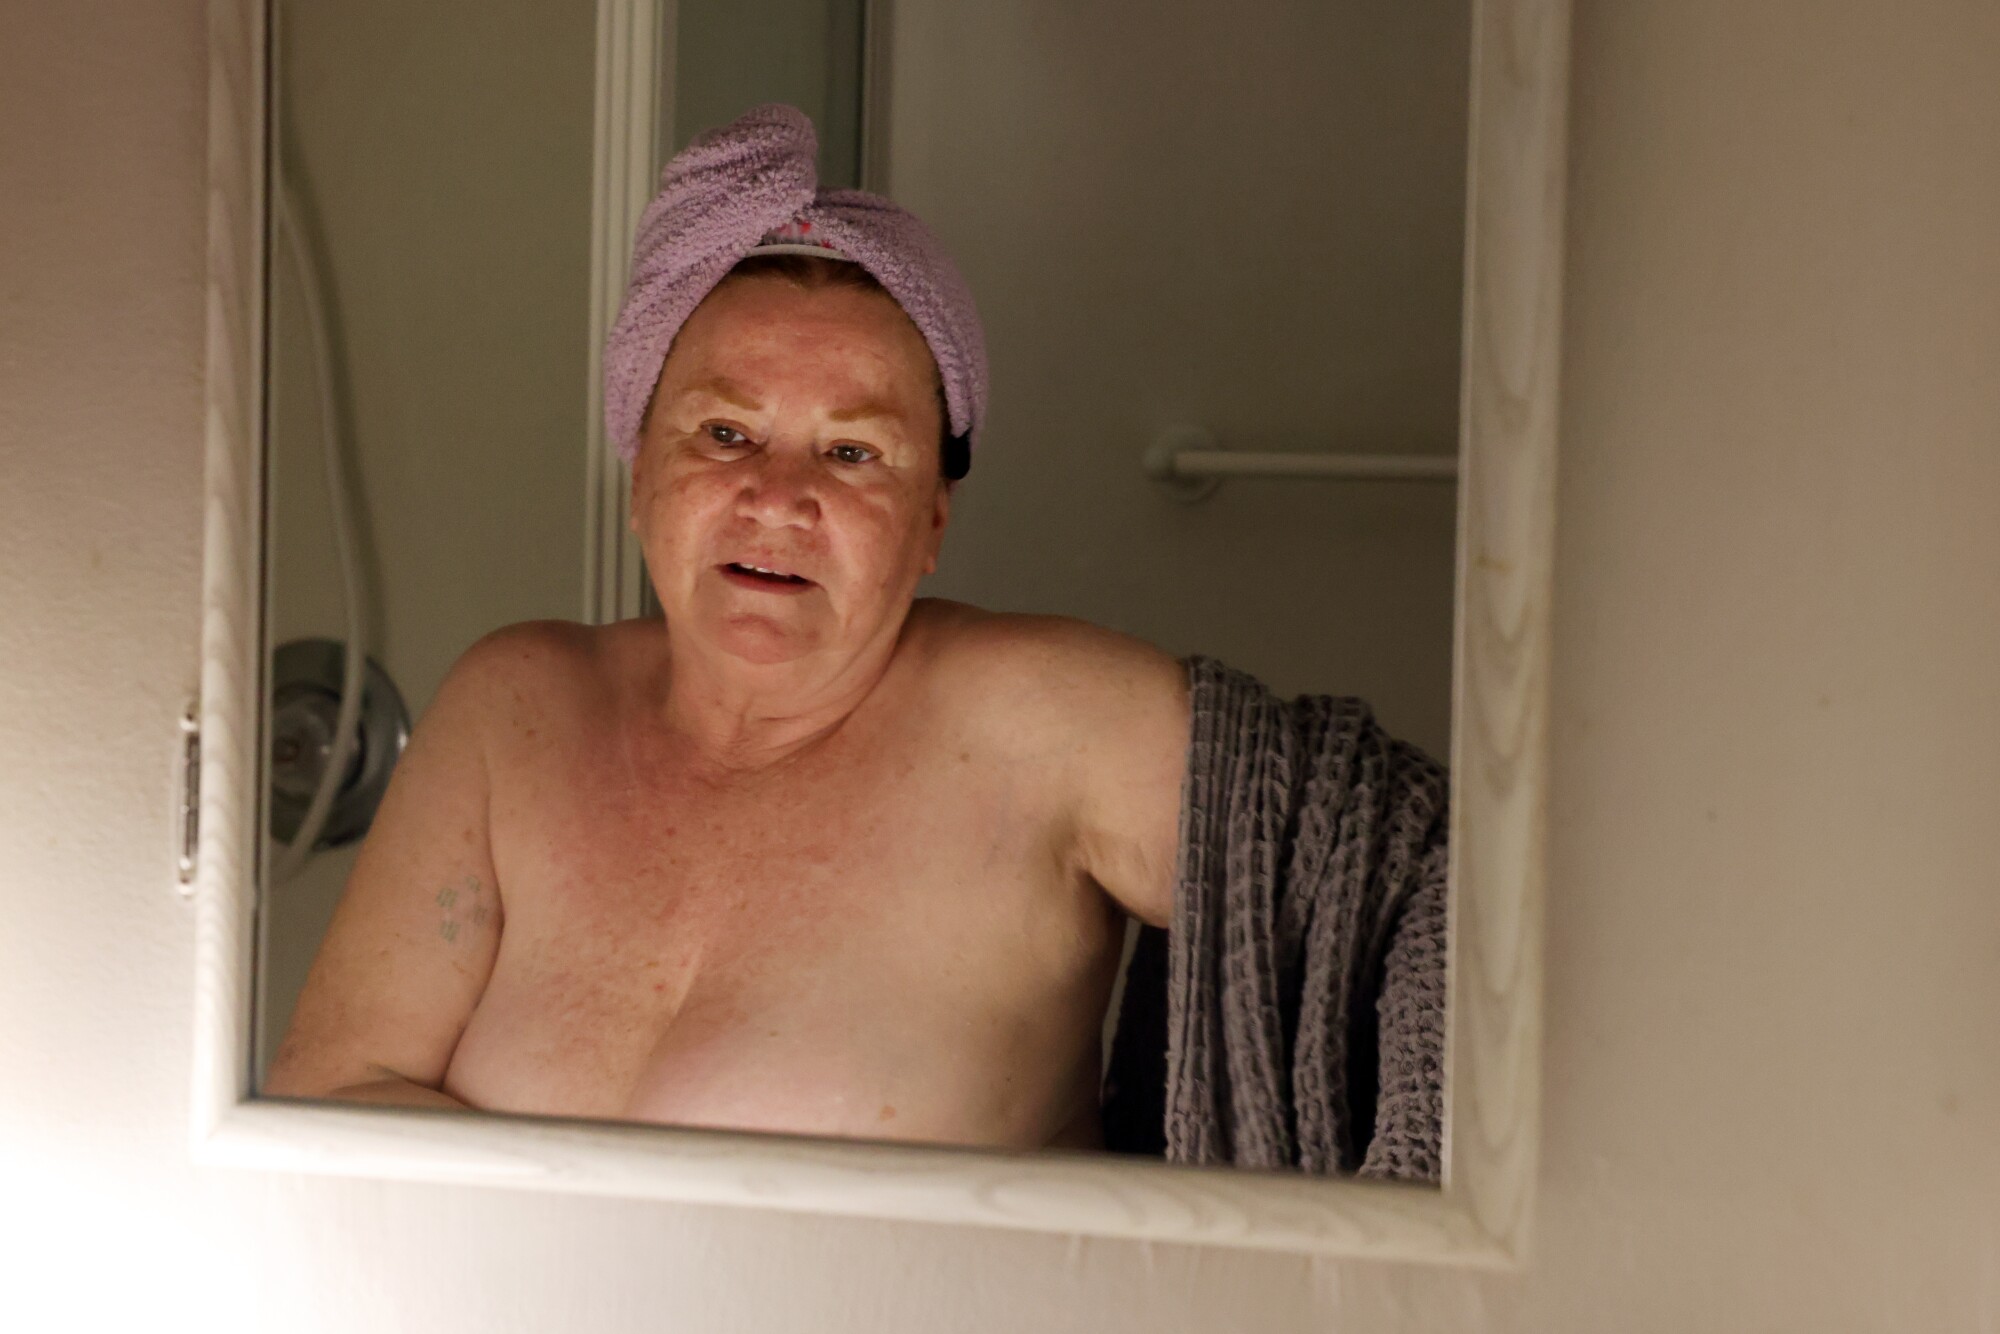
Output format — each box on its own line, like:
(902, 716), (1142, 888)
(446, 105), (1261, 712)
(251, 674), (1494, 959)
(720, 253), (971, 484)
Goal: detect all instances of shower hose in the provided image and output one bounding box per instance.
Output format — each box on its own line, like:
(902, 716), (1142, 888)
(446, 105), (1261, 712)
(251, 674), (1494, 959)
(270, 172), (369, 886)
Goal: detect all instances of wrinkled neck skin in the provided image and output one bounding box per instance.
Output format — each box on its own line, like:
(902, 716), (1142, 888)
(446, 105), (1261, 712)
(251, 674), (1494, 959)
(639, 600), (917, 782)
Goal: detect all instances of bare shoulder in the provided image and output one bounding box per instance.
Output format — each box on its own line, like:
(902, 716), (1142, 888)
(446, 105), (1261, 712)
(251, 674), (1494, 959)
(915, 599), (1189, 926)
(914, 597), (1188, 728)
(446, 617), (606, 690)
(431, 617), (625, 744)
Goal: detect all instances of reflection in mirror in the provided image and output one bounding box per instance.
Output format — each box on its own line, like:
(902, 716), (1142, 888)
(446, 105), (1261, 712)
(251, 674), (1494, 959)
(258, 0), (1468, 1183)
(675, 0), (868, 187)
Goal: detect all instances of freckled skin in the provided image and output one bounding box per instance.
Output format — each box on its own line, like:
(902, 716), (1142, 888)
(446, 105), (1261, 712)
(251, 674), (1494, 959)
(266, 276), (1192, 1151)
(437, 603), (1162, 1148)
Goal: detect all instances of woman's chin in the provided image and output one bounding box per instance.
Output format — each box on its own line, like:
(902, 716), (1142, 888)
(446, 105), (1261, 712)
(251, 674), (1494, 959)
(705, 612), (822, 666)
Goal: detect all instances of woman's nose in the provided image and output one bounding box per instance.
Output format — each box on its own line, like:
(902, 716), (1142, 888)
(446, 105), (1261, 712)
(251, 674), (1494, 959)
(734, 446), (822, 525)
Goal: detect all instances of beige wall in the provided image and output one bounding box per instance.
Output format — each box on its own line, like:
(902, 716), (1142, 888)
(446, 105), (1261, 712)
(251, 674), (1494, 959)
(2, 1), (1996, 1330)
(674, 0), (867, 185)
(267, 0), (596, 692)
(901, 0), (1468, 760)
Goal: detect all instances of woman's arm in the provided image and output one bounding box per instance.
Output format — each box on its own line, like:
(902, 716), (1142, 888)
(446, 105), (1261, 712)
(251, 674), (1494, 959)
(263, 630), (519, 1107)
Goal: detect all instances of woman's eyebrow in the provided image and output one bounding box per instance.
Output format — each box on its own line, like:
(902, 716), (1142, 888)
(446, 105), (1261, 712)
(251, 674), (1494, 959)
(826, 398), (908, 426)
(680, 378), (901, 427)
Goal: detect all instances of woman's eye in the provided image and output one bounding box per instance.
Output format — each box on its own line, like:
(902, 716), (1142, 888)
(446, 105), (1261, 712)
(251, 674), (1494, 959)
(704, 424), (749, 446)
(830, 444), (875, 464)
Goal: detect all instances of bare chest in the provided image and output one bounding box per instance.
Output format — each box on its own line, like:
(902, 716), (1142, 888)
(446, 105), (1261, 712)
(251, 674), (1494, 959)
(447, 713), (1122, 1145)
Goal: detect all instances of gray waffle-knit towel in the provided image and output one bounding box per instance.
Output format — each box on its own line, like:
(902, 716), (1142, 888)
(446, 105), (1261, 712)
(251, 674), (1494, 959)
(1101, 655), (1448, 1181)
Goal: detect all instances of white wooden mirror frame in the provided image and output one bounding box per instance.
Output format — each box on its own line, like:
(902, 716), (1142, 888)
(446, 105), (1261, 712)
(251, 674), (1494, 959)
(188, 0), (1568, 1264)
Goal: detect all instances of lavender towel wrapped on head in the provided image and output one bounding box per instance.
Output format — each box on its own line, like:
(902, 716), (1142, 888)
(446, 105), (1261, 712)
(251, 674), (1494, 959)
(602, 103), (989, 464)
(1103, 656), (1450, 1181)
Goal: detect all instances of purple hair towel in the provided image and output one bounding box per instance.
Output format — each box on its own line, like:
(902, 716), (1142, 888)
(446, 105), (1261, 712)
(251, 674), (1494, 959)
(602, 103), (989, 463)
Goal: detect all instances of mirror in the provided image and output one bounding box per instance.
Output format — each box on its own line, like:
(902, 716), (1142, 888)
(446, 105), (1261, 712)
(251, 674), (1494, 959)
(242, 0), (1506, 1202)
(198, 0), (1562, 1256)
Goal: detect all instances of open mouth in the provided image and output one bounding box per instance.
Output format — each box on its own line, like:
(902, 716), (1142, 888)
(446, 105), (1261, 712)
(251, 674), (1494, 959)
(720, 561), (815, 591)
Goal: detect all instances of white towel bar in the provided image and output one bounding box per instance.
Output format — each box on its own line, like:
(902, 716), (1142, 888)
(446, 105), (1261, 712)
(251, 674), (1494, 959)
(1144, 426), (1459, 502)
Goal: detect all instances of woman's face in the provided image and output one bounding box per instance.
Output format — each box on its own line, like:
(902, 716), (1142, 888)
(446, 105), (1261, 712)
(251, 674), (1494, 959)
(630, 273), (950, 669)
